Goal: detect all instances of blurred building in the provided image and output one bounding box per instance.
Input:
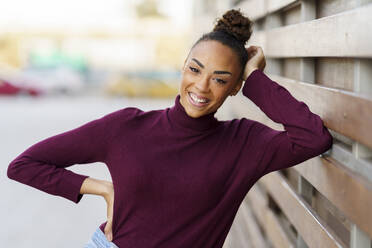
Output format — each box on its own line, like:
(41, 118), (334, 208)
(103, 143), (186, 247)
(0, 0), (194, 97)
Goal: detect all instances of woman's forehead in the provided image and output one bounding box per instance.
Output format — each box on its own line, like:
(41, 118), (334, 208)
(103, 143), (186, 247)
(188, 40), (239, 69)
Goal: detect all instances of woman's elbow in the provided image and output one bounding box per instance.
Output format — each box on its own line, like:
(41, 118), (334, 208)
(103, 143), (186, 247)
(7, 159), (19, 180)
(316, 129), (333, 154)
(7, 156), (26, 181)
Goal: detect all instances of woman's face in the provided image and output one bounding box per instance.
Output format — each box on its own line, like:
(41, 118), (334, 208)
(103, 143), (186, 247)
(179, 40), (243, 118)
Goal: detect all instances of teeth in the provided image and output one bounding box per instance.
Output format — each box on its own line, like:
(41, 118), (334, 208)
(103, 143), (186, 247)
(190, 92), (208, 103)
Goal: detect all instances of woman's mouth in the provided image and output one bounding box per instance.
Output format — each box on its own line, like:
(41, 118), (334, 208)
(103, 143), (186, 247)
(187, 92), (210, 108)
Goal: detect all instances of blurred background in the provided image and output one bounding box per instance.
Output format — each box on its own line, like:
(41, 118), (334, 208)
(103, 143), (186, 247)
(0, 0), (195, 98)
(3, 0), (372, 247)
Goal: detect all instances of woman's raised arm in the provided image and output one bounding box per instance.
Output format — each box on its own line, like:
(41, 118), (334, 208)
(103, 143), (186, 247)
(242, 68), (333, 178)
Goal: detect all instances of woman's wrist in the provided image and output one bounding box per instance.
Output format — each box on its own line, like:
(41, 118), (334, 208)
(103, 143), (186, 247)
(102, 181), (114, 202)
(244, 67), (258, 80)
(80, 177), (113, 199)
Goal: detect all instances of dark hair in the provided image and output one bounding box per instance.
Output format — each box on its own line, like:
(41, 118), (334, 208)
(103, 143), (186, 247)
(191, 9), (253, 79)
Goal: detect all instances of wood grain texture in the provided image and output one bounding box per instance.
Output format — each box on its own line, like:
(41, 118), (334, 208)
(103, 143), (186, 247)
(246, 185), (295, 248)
(293, 156), (372, 238)
(259, 171), (347, 248)
(248, 3), (372, 57)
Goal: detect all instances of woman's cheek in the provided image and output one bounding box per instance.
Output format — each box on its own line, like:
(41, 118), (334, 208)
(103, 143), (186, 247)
(183, 73), (198, 83)
(186, 71), (196, 79)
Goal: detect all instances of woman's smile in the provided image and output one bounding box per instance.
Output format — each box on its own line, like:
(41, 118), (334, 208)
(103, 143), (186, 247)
(187, 91), (210, 108)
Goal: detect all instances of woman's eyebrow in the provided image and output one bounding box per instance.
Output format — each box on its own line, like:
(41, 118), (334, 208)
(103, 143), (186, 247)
(191, 58), (232, 75)
(192, 58), (204, 68)
(214, 70), (232, 75)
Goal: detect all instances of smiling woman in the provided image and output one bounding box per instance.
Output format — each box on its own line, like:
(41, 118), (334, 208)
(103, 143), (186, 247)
(7, 8), (332, 248)
(179, 9), (253, 118)
(180, 40), (242, 117)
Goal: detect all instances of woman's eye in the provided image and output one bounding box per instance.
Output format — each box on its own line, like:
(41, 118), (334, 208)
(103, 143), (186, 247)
(215, 78), (227, 84)
(189, 66), (199, 73)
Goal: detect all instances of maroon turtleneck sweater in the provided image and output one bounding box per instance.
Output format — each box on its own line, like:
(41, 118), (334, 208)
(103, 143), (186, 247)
(7, 69), (333, 247)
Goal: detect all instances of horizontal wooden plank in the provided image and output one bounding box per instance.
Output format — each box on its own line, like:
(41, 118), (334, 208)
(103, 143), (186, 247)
(246, 185), (295, 248)
(259, 171), (347, 248)
(231, 206), (254, 247)
(292, 155), (372, 238)
(247, 3), (372, 57)
(231, 73), (372, 150)
(330, 141), (372, 183)
(246, 31), (266, 51)
(236, 0), (266, 21)
(266, 0), (299, 14)
(237, 0), (299, 21)
(225, 220), (253, 248)
(317, 0), (369, 19)
(246, 185), (267, 222)
(310, 184), (351, 246)
(238, 202), (268, 248)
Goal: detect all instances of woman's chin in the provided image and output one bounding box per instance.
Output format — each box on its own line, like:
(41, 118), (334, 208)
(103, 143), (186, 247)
(185, 108), (203, 118)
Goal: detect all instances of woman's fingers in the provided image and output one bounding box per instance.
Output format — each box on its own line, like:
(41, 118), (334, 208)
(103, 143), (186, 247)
(105, 200), (114, 241)
(246, 46), (263, 61)
(246, 46), (256, 59)
(246, 45), (256, 53)
(104, 219), (113, 241)
(243, 45), (266, 79)
(103, 183), (114, 242)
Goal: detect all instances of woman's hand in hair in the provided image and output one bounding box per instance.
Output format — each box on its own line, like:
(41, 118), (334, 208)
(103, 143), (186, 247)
(243, 45), (266, 80)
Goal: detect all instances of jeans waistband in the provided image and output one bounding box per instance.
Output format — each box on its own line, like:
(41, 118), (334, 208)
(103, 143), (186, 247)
(84, 227), (119, 248)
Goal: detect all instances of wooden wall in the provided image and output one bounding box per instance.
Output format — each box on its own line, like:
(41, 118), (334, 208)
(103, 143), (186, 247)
(193, 0), (372, 247)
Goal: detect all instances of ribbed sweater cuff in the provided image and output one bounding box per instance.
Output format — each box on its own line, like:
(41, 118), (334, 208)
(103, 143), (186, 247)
(61, 170), (90, 204)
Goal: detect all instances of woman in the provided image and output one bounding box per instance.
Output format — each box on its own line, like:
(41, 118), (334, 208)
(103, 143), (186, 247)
(7, 9), (333, 248)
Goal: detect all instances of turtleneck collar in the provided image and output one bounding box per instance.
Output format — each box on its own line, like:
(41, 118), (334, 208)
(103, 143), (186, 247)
(168, 94), (219, 132)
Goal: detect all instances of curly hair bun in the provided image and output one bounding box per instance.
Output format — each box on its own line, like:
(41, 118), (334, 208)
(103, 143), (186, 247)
(213, 9), (253, 45)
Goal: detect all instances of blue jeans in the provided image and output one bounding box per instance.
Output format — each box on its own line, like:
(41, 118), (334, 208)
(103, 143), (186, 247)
(84, 227), (119, 248)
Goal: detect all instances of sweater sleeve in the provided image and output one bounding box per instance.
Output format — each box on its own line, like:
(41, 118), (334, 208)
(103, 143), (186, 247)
(242, 69), (333, 178)
(7, 112), (114, 204)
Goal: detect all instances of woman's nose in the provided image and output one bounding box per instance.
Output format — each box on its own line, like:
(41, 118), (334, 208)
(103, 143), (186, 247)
(195, 75), (210, 93)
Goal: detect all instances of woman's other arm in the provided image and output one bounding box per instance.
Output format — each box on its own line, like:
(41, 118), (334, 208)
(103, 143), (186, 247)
(6, 112), (114, 204)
